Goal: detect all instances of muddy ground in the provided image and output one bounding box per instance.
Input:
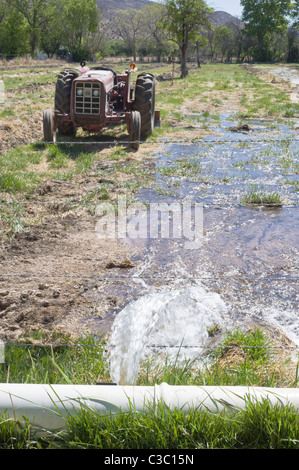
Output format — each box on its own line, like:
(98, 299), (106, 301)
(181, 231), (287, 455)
(0, 62), (298, 344)
(0, 147), (153, 341)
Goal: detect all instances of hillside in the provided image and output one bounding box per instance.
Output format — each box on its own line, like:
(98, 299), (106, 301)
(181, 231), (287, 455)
(97, 0), (242, 27)
(97, 0), (152, 20)
(210, 10), (242, 27)
(97, 0), (152, 12)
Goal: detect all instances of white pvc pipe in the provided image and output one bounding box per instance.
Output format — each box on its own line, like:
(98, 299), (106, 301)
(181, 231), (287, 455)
(0, 383), (299, 434)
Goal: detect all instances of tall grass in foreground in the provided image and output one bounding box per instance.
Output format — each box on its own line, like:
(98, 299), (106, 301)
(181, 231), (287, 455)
(64, 399), (299, 449)
(0, 327), (298, 448)
(1, 399), (298, 449)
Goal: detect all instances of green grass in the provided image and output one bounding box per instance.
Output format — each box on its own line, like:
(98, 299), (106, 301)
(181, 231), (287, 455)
(1, 63), (296, 201)
(0, 140), (156, 232)
(138, 327), (296, 388)
(0, 202), (26, 234)
(0, 171), (40, 193)
(2, 72), (56, 91)
(0, 331), (108, 384)
(159, 159), (202, 178)
(212, 327), (272, 362)
(149, 63), (298, 143)
(0, 327), (297, 449)
(64, 399), (299, 449)
(0, 107), (15, 118)
(46, 145), (71, 169)
(0, 147), (43, 194)
(0, 147), (43, 172)
(284, 179), (299, 191)
(1, 398), (298, 449)
(240, 190), (283, 206)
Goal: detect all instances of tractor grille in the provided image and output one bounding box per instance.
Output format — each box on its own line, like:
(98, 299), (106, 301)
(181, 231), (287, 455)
(74, 82), (101, 115)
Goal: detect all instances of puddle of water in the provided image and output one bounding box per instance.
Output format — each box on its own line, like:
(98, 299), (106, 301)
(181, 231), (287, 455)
(106, 205), (298, 383)
(100, 113), (298, 383)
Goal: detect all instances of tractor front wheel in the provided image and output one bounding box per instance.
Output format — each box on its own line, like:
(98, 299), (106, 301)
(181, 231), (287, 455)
(134, 73), (155, 139)
(129, 110), (141, 151)
(43, 109), (55, 143)
(54, 69), (78, 136)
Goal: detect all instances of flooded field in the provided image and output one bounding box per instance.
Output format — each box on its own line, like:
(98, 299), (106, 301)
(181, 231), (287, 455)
(106, 113), (299, 383)
(0, 62), (298, 385)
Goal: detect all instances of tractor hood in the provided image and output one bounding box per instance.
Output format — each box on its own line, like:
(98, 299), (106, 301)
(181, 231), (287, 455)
(76, 69), (115, 93)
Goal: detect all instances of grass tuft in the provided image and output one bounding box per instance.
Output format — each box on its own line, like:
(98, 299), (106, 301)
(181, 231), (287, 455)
(240, 190), (283, 206)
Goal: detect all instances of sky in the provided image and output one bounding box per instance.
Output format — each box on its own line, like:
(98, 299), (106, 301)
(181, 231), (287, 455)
(207, 0), (243, 18)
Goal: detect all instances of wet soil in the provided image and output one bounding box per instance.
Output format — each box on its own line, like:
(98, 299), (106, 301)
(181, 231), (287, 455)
(119, 115), (299, 352)
(0, 162), (147, 340)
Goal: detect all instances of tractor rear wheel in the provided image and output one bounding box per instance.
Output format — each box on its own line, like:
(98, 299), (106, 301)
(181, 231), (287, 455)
(54, 69), (78, 136)
(43, 109), (55, 143)
(134, 73), (155, 139)
(129, 110), (141, 150)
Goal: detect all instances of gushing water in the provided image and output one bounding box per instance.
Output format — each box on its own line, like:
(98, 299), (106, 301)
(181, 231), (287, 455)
(101, 113), (298, 384)
(108, 284), (229, 385)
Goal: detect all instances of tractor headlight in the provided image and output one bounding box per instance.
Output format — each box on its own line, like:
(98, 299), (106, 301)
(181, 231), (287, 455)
(93, 89), (99, 97)
(76, 88), (83, 96)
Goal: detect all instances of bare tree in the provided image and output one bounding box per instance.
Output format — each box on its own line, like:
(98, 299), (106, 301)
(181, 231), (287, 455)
(114, 9), (143, 61)
(140, 3), (168, 61)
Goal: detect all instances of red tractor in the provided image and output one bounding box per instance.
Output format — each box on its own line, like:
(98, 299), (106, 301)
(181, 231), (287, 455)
(43, 62), (158, 150)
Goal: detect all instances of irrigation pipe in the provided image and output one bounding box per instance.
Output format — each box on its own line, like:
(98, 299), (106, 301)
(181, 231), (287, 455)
(0, 383), (299, 434)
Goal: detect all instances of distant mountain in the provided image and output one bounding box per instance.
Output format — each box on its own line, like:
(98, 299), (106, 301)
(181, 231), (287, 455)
(210, 10), (243, 27)
(97, 0), (152, 20)
(97, 0), (151, 11)
(97, 0), (242, 27)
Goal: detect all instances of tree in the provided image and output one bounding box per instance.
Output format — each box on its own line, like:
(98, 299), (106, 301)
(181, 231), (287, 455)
(204, 26), (217, 61)
(61, 0), (101, 61)
(0, 8), (29, 56)
(114, 9), (143, 62)
(162, 0), (212, 78)
(228, 20), (246, 63)
(194, 34), (207, 67)
(140, 3), (169, 61)
(286, 27), (299, 63)
(240, 0), (293, 62)
(0, 0), (7, 25)
(6, 0), (56, 56)
(39, 0), (64, 57)
(214, 25), (235, 62)
(292, 0), (299, 27)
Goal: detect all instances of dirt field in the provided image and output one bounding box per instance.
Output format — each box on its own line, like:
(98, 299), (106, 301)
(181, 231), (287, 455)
(0, 61), (298, 344)
(0, 61), (165, 341)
